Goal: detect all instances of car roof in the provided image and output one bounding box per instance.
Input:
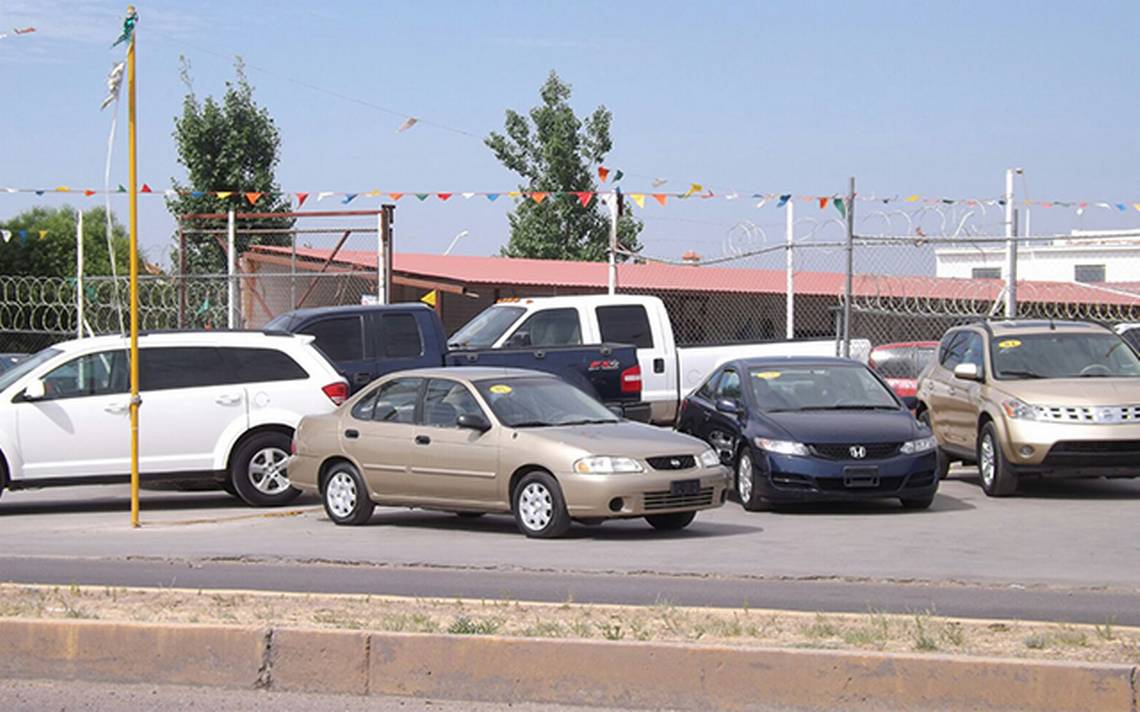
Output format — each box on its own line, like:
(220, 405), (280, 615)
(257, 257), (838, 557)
(871, 341), (939, 350)
(40, 330), (309, 354)
(376, 366), (559, 381)
(729, 356), (867, 369)
(962, 320), (1112, 337)
(275, 302), (432, 322)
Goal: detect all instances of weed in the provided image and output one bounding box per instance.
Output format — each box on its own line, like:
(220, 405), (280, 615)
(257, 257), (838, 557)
(1053, 625), (1088, 648)
(524, 620), (566, 638)
(803, 614), (838, 639)
(447, 616), (502, 635)
(598, 619), (625, 641)
(1024, 633), (1051, 649)
(940, 622), (966, 647)
(569, 620), (593, 638)
(911, 614), (938, 651)
(1095, 619), (1116, 642)
(410, 613), (439, 633)
(627, 619), (652, 641)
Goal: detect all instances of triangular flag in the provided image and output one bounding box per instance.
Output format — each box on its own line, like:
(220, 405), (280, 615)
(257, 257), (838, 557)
(905, 194), (920, 203)
(342, 193), (358, 204)
(388, 193), (404, 201)
(818, 197), (829, 209)
(651, 178), (668, 188)
(317, 191), (335, 202)
(216, 191), (233, 199)
(397, 117), (418, 132)
(630, 193), (646, 208)
(755, 197), (768, 208)
(117, 185), (126, 193)
(833, 197), (847, 218)
(34, 190), (44, 196)
(141, 184), (152, 193)
(652, 193), (667, 206)
(295, 192), (309, 208)
(576, 192), (593, 207)
(777, 194), (791, 207)
(190, 191), (205, 198)
(0, 230), (10, 243)
(415, 193), (429, 201)
(420, 289), (438, 308)
(486, 193), (500, 202)
(55, 185), (70, 192)
(365, 189), (382, 197)
(1117, 203), (1127, 212)
(164, 189), (178, 198)
(682, 183), (702, 198)
(437, 193), (453, 201)
(612, 170), (624, 182)
(38, 229), (48, 240)
(84, 190), (96, 197)
(461, 192), (475, 199)
(245, 192), (262, 205)
(531, 192), (548, 204)
(508, 191), (521, 199)
(598, 166), (610, 182)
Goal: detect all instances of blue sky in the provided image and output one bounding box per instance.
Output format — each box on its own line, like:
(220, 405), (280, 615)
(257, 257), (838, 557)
(2, 0), (1139, 270)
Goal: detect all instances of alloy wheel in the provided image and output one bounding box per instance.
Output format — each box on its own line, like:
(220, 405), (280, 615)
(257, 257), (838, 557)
(249, 447), (291, 495)
(979, 434), (996, 489)
(737, 451), (753, 502)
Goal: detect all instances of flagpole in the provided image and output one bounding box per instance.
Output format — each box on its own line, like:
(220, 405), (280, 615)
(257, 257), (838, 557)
(127, 22), (141, 528)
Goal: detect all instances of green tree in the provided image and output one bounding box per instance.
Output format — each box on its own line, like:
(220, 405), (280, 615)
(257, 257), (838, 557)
(167, 57), (292, 274)
(486, 71), (642, 261)
(0, 205), (131, 277)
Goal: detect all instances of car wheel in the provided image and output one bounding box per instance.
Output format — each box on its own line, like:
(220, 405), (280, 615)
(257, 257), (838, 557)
(977, 422), (1018, 497)
(918, 411), (951, 480)
(899, 494), (935, 510)
(322, 462), (374, 526)
(645, 510), (696, 531)
(512, 471), (571, 539)
(229, 431), (302, 507)
(454, 511), (485, 519)
(736, 448), (766, 512)
(220, 477), (240, 499)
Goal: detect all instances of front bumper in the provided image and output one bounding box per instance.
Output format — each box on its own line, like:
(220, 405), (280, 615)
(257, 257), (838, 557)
(1002, 419), (1140, 477)
(756, 449), (938, 503)
(560, 466), (731, 518)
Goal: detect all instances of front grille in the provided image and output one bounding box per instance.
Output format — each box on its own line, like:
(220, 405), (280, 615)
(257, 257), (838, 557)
(816, 476), (905, 493)
(1044, 440), (1140, 467)
(810, 443), (901, 460)
(1034, 405), (1140, 423)
(643, 487), (714, 511)
(646, 455), (697, 471)
(1050, 440), (1140, 454)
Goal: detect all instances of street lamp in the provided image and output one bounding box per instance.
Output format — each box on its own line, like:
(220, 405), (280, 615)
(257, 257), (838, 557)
(443, 230), (469, 256)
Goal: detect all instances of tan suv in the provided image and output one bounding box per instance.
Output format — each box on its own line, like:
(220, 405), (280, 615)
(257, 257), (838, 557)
(916, 320), (1140, 496)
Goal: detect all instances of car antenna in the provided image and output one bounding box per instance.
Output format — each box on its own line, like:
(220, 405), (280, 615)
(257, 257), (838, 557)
(1049, 318), (1056, 331)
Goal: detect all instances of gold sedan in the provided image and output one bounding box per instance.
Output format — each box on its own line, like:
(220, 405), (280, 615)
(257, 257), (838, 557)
(288, 367), (730, 538)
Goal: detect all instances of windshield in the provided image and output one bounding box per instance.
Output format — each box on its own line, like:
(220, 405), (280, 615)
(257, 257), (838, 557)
(749, 365), (899, 412)
(991, 333), (1140, 379)
(0, 348), (61, 392)
(475, 377), (619, 427)
(448, 306), (525, 349)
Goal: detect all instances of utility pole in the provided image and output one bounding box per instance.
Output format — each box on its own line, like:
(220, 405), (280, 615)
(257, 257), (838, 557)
(842, 177), (855, 358)
(226, 208), (236, 329)
(607, 188), (621, 295)
(76, 209), (84, 339)
(785, 199), (794, 340)
(126, 8), (141, 528)
(379, 204), (395, 304)
(1004, 168), (1022, 319)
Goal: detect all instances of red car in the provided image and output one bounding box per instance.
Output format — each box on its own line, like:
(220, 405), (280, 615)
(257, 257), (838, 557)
(869, 341), (938, 400)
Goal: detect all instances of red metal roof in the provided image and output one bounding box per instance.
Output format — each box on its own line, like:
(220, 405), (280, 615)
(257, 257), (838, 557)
(247, 246), (1140, 306)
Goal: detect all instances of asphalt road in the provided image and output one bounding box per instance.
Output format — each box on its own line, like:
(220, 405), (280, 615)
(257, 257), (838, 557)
(1, 468), (1138, 624)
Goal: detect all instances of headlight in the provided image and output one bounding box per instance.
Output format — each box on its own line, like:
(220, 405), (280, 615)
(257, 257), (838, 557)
(1001, 398), (1038, 421)
(900, 436), (938, 454)
(573, 456), (644, 474)
(698, 449), (721, 468)
(753, 437), (809, 456)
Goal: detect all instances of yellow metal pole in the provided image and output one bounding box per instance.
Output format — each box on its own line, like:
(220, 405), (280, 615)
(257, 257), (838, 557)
(127, 30), (140, 528)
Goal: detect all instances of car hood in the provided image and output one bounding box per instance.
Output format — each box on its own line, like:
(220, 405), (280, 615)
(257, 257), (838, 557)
(518, 420), (709, 458)
(756, 409), (920, 444)
(995, 378), (1140, 405)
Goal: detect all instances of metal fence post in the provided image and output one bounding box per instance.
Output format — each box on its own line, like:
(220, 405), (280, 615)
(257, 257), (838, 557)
(1007, 209), (1019, 318)
(226, 208), (236, 329)
(76, 209), (84, 338)
(842, 177), (855, 358)
(785, 199), (794, 340)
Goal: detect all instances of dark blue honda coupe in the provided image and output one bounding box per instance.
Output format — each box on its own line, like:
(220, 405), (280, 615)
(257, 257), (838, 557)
(676, 357), (939, 510)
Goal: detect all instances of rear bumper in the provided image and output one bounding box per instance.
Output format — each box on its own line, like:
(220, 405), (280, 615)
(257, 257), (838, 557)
(757, 449), (939, 503)
(614, 401), (653, 423)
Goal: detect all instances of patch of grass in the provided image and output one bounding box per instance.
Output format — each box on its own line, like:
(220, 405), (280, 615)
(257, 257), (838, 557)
(523, 620), (567, 638)
(597, 619), (625, 641)
(911, 614), (938, 651)
(1053, 625), (1088, 648)
(627, 619), (652, 641)
(1096, 619), (1116, 642)
(447, 616), (501, 636)
(842, 613), (891, 650)
(940, 621), (966, 648)
(802, 614), (838, 640)
(569, 619), (593, 638)
(1024, 633), (1051, 650)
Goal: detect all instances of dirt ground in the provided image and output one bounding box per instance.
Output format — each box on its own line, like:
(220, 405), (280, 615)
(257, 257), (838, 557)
(2, 583), (1137, 665)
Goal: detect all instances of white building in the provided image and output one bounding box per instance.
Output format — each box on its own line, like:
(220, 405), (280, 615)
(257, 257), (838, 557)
(935, 229), (1140, 284)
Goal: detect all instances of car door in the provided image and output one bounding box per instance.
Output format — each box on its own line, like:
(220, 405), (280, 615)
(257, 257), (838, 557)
(923, 332), (965, 446)
(701, 367), (744, 460)
(341, 377), (422, 498)
(595, 304), (676, 420)
(409, 378), (500, 505)
(946, 331), (986, 453)
(368, 311), (438, 376)
(137, 346), (246, 473)
(297, 314), (371, 392)
(677, 369), (720, 438)
(15, 349), (129, 479)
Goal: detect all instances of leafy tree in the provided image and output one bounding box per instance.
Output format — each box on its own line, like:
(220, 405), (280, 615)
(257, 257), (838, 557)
(167, 57), (292, 274)
(0, 205), (131, 277)
(486, 71), (642, 261)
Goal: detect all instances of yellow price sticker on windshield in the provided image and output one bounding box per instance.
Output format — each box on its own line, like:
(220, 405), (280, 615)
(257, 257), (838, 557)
(754, 371), (782, 379)
(488, 384), (512, 394)
(998, 339), (1022, 349)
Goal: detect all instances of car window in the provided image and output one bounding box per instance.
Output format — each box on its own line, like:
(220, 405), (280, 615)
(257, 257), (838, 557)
(372, 378), (422, 423)
(505, 308), (581, 348)
(381, 313), (424, 358)
(939, 332), (969, 370)
(0, 348), (60, 393)
(448, 306), (525, 349)
(992, 333), (1140, 379)
(596, 305), (654, 348)
(423, 379), (484, 427)
(39, 350), (127, 400)
(140, 347), (229, 391)
(696, 370), (721, 401)
(750, 365), (898, 411)
(716, 369), (741, 400)
(223, 347), (308, 383)
(300, 316), (364, 362)
(961, 332), (985, 373)
(351, 388), (379, 420)
(1120, 327), (1140, 355)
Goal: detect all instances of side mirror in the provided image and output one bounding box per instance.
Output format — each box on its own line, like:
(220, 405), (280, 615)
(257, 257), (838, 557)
(715, 398), (743, 415)
(23, 379), (46, 401)
(457, 413), (491, 432)
(901, 396), (919, 411)
(953, 363), (982, 382)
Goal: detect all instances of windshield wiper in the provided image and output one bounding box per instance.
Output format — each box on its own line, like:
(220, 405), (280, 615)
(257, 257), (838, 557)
(999, 369), (1045, 379)
(506, 420), (555, 428)
(554, 419), (619, 426)
(800, 405), (898, 411)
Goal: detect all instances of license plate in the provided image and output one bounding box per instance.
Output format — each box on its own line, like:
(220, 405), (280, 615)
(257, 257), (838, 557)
(843, 466), (879, 488)
(670, 479), (701, 496)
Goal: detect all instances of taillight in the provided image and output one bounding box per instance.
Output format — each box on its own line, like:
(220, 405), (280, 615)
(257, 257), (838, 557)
(620, 364), (642, 394)
(290, 436), (298, 455)
(322, 382), (349, 406)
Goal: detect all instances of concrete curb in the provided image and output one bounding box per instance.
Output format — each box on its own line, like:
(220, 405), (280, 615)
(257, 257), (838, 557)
(0, 618), (1135, 711)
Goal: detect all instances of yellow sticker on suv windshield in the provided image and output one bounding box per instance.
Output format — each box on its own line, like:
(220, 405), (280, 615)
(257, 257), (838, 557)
(488, 384), (512, 394)
(998, 339), (1022, 349)
(754, 371), (782, 380)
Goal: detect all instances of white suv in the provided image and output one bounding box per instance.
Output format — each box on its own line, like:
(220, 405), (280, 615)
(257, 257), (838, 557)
(0, 331), (347, 506)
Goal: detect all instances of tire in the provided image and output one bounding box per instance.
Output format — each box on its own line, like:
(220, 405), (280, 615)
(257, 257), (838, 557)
(512, 471), (571, 539)
(322, 461), (374, 526)
(736, 448), (767, 512)
(900, 494), (935, 510)
(454, 511), (485, 519)
(229, 431), (302, 507)
(977, 421), (1018, 497)
(645, 510), (696, 531)
(220, 477), (240, 499)
(918, 411), (951, 480)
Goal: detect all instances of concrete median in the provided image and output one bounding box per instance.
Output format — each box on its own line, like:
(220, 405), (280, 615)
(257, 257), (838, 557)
(0, 618), (1135, 711)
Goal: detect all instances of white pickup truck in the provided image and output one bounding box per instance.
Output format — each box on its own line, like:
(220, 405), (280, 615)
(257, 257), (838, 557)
(448, 294), (870, 425)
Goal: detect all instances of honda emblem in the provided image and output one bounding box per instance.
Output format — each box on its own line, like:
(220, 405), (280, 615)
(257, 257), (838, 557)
(670, 458), (682, 468)
(849, 445), (867, 459)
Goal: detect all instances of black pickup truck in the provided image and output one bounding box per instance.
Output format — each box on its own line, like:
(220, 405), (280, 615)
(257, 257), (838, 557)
(264, 304), (648, 420)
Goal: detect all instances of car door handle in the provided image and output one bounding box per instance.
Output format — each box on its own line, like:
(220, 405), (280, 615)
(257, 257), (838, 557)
(344, 429), (359, 439)
(103, 402), (129, 414)
(653, 358), (665, 374)
(215, 393), (243, 405)
(415, 435), (431, 446)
